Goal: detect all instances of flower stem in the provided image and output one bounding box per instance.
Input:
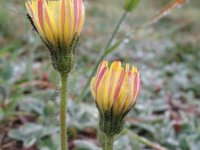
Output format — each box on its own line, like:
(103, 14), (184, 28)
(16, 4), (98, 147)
(60, 73), (68, 150)
(104, 135), (114, 150)
(105, 11), (127, 50)
(79, 10), (128, 100)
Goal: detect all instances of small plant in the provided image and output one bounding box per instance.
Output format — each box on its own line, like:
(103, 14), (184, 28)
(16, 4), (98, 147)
(25, 0), (85, 149)
(91, 61), (140, 150)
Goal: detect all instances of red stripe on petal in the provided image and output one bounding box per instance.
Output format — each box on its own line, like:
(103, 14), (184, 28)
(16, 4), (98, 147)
(38, 0), (46, 36)
(133, 72), (140, 101)
(114, 71), (126, 101)
(95, 67), (107, 93)
(136, 73), (141, 97)
(96, 62), (106, 79)
(108, 70), (115, 109)
(44, 8), (55, 42)
(38, 0), (44, 30)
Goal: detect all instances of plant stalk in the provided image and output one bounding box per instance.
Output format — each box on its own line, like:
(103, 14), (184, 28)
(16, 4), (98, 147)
(105, 10), (127, 50)
(104, 135), (114, 150)
(123, 128), (168, 150)
(60, 73), (68, 150)
(79, 10), (128, 100)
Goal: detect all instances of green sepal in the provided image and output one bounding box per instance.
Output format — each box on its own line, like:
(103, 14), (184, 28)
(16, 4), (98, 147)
(123, 0), (140, 12)
(99, 110), (125, 136)
(50, 35), (79, 75)
(97, 129), (106, 148)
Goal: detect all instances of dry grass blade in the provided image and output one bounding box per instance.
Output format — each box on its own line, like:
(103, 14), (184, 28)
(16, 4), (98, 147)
(144, 0), (189, 28)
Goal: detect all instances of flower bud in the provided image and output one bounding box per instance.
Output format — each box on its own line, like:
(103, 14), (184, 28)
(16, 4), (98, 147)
(25, 0), (85, 74)
(123, 0), (140, 12)
(91, 61), (140, 136)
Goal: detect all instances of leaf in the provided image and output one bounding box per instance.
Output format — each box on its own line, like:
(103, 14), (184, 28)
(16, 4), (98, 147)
(19, 97), (45, 115)
(8, 123), (59, 148)
(114, 136), (133, 150)
(74, 140), (101, 150)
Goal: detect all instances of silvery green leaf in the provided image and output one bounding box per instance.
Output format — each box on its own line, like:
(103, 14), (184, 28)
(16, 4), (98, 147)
(74, 140), (101, 150)
(8, 123), (58, 147)
(19, 97), (45, 115)
(114, 136), (132, 150)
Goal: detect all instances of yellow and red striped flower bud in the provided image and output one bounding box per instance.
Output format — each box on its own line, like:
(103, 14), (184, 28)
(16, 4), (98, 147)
(26, 0), (85, 49)
(91, 61), (140, 135)
(25, 0), (85, 74)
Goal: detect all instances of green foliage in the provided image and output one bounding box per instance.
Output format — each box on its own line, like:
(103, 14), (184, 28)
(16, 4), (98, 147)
(8, 123), (58, 148)
(74, 140), (101, 150)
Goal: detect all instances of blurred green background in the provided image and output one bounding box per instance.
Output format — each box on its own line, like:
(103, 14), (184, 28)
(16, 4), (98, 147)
(0, 0), (200, 150)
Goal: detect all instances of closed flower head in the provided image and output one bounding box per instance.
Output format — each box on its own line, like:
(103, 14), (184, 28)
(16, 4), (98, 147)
(91, 61), (140, 136)
(25, 0), (85, 74)
(26, 0), (85, 48)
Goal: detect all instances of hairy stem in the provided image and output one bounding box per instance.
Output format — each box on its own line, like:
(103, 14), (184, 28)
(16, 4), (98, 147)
(60, 73), (68, 150)
(104, 135), (114, 150)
